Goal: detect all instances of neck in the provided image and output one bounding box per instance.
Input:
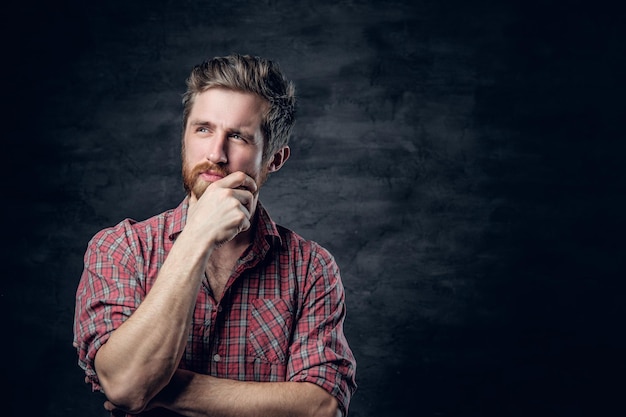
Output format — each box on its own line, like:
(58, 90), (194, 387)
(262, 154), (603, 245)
(206, 219), (253, 300)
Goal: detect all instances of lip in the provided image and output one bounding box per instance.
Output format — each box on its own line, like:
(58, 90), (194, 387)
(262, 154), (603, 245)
(199, 171), (225, 182)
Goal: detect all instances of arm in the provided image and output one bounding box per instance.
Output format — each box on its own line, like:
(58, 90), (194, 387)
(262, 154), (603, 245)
(136, 244), (354, 417)
(94, 172), (257, 413)
(285, 246), (358, 416)
(106, 369), (340, 417)
(99, 239), (354, 417)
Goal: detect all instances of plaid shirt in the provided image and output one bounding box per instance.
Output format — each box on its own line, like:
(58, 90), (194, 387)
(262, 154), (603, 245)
(73, 197), (357, 415)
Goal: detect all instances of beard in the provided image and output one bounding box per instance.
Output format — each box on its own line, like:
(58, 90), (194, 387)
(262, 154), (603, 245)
(182, 160), (230, 199)
(182, 159), (269, 200)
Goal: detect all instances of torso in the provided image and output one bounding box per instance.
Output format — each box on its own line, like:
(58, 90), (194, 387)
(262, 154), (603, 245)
(205, 261), (233, 301)
(205, 239), (250, 300)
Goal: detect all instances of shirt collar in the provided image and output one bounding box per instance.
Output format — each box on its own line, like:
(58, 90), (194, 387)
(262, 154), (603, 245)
(254, 200), (283, 251)
(167, 195), (282, 251)
(167, 196), (189, 241)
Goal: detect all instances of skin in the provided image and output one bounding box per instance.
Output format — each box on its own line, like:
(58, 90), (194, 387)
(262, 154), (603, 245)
(94, 88), (339, 417)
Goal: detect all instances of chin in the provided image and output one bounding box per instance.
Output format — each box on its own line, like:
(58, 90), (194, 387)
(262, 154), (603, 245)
(191, 179), (211, 199)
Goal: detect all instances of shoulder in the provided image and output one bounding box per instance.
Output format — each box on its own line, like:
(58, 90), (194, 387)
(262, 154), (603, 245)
(276, 224), (329, 254)
(86, 204), (180, 255)
(256, 202), (336, 265)
(275, 224), (340, 273)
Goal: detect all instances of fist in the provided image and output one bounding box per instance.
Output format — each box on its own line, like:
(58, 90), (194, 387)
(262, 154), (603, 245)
(185, 171), (258, 247)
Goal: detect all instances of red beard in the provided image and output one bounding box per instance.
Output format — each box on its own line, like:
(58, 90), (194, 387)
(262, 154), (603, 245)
(182, 161), (231, 198)
(182, 160), (269, 199)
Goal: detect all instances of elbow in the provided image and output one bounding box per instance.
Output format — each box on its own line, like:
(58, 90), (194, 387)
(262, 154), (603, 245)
(97, 366), (172, 414)
(313, 394), (340, 417)
(99, 375), (154, 414)
(94, 350), (176, 413)
(300, 382), (341, 417)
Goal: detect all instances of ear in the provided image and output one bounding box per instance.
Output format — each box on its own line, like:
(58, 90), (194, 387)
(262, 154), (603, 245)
(266, 146), (290, 173)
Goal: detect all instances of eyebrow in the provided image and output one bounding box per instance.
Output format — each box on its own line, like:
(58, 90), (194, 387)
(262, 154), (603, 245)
(189, 120), (213, 128)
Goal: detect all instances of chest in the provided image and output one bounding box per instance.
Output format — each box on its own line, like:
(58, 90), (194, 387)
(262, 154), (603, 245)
(184, 267), (302, 381)
(205, 262), (234, 301)
(205, 247), (247, 300)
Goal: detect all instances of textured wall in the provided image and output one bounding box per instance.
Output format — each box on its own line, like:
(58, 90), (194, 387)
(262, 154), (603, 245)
(4, 1), (624, 416)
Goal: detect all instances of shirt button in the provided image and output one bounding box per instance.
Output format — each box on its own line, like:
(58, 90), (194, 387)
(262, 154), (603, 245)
(217, 305), (223, 312)
(213, 354), (221, 362)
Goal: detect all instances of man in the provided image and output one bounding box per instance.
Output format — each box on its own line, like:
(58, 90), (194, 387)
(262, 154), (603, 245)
(73, 54), (357, 417)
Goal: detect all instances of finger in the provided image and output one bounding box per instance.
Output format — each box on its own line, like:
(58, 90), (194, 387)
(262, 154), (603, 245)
(237, 174), (258, 194)
(233, 187), (254, 206)
(218, 171), (258, 193)
(103, 400), (115, 411)
(232, 188), (254, 210)
(104, 401), (127, 417)
(239, 217), (252, 233)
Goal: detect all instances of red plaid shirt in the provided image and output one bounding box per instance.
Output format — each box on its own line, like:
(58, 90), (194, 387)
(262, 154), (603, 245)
(73, 197), (357, 415)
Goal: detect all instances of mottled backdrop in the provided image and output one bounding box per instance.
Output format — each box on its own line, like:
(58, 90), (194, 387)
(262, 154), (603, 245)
(3, 1), (624, 416)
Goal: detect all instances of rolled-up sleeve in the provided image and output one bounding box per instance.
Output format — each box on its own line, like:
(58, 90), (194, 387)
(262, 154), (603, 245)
(73, 221), (144, 391)
(287, 246), (357, 416)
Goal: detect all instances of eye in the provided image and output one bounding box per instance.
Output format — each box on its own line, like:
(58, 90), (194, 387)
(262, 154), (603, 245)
(230, 133), (246, 142)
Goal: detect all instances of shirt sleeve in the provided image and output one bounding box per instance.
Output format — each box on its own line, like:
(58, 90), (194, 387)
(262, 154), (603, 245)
(287, 242), (358, 416)
(72, 220), (145, 392)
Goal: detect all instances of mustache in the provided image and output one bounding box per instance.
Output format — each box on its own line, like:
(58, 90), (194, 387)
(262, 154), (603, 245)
(190, 162), (231, 179)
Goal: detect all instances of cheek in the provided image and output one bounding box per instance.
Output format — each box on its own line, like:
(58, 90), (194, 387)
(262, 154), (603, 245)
(233, 149), (263, 170)
(183, 139), (204, 162)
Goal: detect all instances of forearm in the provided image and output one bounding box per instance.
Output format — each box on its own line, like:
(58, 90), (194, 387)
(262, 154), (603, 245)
(152, 370), (339, 417)
(95, 229), (215, 412)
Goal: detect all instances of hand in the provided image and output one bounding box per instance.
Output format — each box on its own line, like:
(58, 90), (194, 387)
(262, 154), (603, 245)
(185, 171), (258, 247)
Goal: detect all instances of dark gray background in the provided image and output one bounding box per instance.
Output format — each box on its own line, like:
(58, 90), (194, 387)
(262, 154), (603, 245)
(3, 0), (624, 416)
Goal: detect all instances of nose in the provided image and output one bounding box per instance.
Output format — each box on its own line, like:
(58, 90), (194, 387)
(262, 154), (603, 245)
(207, 132), (228, 164)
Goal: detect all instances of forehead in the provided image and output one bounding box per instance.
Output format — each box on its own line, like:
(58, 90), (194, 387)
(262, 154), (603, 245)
(189, 88), (268, 128)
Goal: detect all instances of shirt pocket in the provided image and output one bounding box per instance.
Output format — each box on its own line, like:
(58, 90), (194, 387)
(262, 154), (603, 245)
(247, 298), (294, 364)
